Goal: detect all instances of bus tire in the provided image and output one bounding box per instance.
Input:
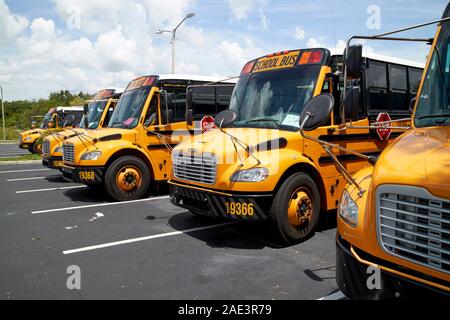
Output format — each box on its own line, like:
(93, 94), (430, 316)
(28, 144), (36, 154)
(269, 173), (321, 245)
(33, 143), (42, 155)
(104, 156), (151, 202)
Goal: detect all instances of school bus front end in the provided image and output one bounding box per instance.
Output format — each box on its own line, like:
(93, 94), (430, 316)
(42, 90), (119, 170)
(170, 48), (416, 245)
(336, 9), (450, 299)
(61, 75), (230, 201)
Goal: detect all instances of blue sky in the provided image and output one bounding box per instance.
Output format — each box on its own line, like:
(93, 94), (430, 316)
(0, 0), (447, 100)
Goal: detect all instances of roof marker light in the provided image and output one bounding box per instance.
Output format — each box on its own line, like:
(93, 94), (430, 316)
(298, 50), (324, 65)
(241, 60), (256, 75)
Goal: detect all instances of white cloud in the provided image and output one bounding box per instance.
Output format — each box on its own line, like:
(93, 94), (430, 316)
(2, 0), (268, 100)
(30, 18), (56, 40)
(259, 8), (269, 31)
(306, 37), (323, 48)
(0, 0), (29, 44)
(227, 0), (268, 21)
(294, 26), (305, 40)
(227, 0), (255, 20)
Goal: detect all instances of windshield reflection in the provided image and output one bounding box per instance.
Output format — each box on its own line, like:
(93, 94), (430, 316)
(108, 86), (151, 129)
(230, 66), (320, 131)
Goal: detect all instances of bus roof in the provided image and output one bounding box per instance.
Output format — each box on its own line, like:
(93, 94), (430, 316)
(157, 74), (237, 84)
(55, 106), (84, 112)
(328, 48), (425, 69)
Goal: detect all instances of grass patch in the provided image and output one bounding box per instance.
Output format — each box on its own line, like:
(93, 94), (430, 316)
(0, 154), (42, 162)
(0, 127), (20, 141)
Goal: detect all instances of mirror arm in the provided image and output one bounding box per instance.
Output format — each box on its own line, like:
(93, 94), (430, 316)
(218, 121), (261, 167)
(322, 145), (366, 198)
(300, 112), (372, 197)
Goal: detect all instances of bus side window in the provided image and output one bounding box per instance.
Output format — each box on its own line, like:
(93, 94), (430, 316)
(366, 60), (389, 111)
(321, 78), (332, 125)
(144, 96), (159, 127)
(409, 67), (422, 97)
(389, 64), (408, 111)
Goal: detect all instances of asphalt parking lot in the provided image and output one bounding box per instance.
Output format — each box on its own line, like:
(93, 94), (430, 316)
(0, 143), (28, 158)
(0, 162), (343, 300)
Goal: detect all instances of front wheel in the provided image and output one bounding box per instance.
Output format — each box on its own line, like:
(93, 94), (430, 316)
(269, 173), (321, 245)
(28, 144), (36, 154)
(33, 142), (42, 155)
(104, 156), (151, 201)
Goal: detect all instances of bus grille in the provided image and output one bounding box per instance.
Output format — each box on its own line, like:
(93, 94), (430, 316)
(377, 185), (450, 275)
(62, 143), (75, 163)
(173, 152), (217, 185)
(42, 139), (51, 155)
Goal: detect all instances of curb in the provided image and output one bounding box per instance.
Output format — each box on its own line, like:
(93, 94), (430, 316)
(0, 160), (42, 166)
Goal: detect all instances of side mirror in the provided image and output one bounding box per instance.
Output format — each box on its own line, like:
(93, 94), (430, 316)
(186, 89), (193, 111)
(344, 45), (363, 78)
(186, 109), (194, 126)
(64, 114), (75, 127)
(214, 110), (237, 129)
(344, 86), (360, 121)
(299, 94), (334, 131)
(408, 97), (417, 114)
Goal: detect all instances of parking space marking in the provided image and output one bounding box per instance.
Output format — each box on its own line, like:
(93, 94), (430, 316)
(7, 176), (51, 182)
(31, 195), (170, 214)
(0, 168), (50, 174)
(16, 185), (87, 194)
(63, 222), (234, 255)
(317, 291), (346, 300)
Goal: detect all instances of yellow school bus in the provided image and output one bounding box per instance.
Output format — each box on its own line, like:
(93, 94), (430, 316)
(42, 89), (121, 170)
(335, 5), (450, 299)
(169, 48), (423, 245)
(19, 106), (84, 154)
(61, 75), (235, 201)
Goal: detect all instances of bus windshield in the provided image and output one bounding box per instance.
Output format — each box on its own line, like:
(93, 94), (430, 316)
(80, 100), (109, 129)
(230, 66), (321, 131)
(108, 86), (151, 129)
(40, 112), (54, 129)
(414, 21), (450, 127)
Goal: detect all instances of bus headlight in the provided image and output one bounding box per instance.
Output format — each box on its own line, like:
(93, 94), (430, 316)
(80, 151), (102, 161)
(338, 190), (358, 227)
(230, 168), (269, 182)
(54, 146), (62, 153)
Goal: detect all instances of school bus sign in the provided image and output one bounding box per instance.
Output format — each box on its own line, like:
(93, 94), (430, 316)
(375, 112), (392, 141)
(252, 51), (300, 73)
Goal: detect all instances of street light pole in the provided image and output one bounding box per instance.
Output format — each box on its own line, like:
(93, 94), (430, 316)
(0, 85), (5, 141)
(156, 12), (196, 74)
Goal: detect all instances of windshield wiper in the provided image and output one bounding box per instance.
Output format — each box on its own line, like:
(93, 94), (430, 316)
(417, 113), (450, 119)
(244, 118), (282, 129)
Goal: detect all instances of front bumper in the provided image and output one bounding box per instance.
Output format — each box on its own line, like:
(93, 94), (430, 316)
(61, 165), (104, 185)
(19, 142), (32, 150)
(336, 234), (450, 300)
(169, 180), (272, 220)
(42, 156), (64, 169)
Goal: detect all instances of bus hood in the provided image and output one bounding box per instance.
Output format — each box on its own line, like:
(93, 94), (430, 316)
(373, 127), (450, 199)
(175, 127), (298, 165)
(78, 128), (135, 144)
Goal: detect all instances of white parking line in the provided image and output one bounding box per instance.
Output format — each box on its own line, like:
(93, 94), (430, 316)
(16, 185), (87, 194)
(0, 168), (50, 174)
(31, 195), (170, 215)
(63, 222), (234, 255)
(7, 176), (60, 182)
(317, 291), (346, 300)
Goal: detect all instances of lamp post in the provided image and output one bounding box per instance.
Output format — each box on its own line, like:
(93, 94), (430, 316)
(156, 12), (196, 74)
(0, 85), (5, 141)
